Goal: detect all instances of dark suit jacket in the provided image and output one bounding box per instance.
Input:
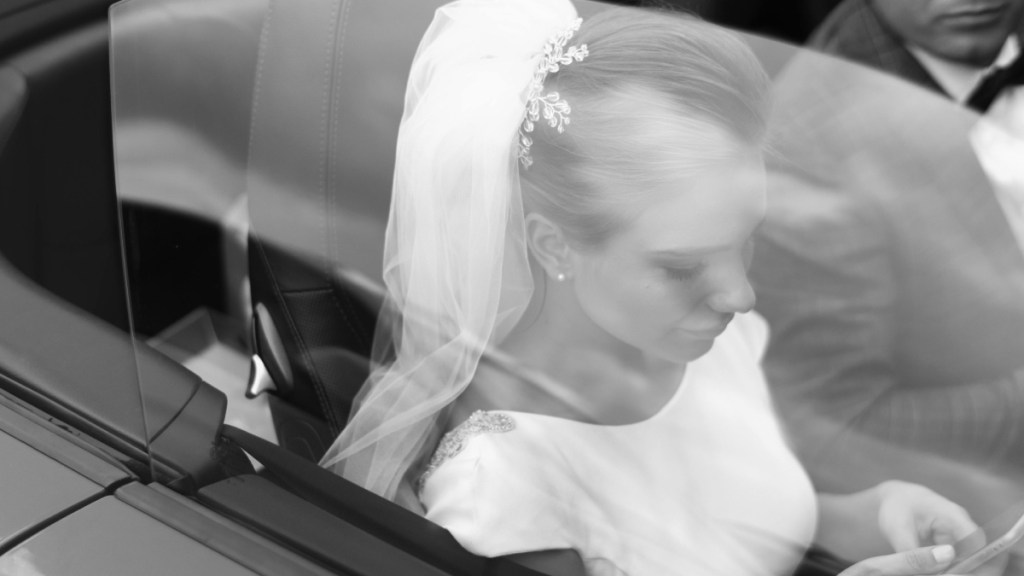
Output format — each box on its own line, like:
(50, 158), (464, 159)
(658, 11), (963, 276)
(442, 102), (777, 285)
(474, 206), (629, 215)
(808, 0), (946, 96)
(750, 44), (1024, 517)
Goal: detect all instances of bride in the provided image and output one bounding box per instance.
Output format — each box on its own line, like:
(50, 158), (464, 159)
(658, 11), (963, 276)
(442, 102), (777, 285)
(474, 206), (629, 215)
(321, 1), (986, 574)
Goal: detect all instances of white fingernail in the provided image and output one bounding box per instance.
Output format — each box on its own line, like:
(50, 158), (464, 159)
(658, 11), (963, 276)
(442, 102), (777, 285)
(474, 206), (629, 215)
(932, 545), (954, 563)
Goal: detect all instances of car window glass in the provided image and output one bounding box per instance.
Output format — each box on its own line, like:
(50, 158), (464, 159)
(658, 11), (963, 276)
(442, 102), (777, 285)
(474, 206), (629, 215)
(109, 0), (1024, 572)
(110, 0), (268, 479)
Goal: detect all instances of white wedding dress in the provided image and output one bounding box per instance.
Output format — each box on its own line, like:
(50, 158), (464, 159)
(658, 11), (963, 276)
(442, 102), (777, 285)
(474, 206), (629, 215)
(418, 313), (818, 576)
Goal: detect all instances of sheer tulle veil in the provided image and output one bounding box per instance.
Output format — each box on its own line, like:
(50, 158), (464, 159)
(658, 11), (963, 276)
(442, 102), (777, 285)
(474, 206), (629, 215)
(320, 0), (581, 502)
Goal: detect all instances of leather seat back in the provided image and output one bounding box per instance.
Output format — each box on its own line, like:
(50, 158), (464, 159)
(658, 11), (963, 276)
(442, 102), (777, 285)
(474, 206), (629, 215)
(245, 0), (450, 456)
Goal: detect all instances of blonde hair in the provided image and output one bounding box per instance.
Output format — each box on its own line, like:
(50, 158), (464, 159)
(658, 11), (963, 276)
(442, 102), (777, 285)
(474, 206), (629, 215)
(521, 7), (770, 246)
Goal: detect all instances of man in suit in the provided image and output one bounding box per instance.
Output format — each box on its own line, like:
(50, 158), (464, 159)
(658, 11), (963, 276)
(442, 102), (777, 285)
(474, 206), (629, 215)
(807, 0), (1024, 109)
(750, 0), (1024, 520)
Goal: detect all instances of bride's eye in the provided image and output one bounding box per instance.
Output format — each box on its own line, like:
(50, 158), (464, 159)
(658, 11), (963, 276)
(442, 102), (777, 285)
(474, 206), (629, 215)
(665, 263), (705, 282)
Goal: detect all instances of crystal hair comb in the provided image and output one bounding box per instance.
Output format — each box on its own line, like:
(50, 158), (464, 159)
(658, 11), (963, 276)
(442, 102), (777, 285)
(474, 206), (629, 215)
(517, 18), (589, 169)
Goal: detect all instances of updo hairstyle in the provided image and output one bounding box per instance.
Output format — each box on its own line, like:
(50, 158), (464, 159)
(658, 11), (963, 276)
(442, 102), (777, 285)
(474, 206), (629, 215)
(520, 7), (771, 248)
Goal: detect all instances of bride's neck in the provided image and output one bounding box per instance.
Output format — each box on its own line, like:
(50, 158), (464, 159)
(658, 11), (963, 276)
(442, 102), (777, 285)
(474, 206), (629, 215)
(460, 279), (686, 424)
(504, 279), (670, 375)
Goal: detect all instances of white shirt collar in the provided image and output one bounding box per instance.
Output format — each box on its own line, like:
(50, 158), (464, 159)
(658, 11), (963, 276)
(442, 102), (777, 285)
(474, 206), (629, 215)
(907, 36), (1020, 103)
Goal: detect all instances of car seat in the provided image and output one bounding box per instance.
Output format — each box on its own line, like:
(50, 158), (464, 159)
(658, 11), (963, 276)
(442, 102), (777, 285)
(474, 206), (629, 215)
(243, 0), (450, 460)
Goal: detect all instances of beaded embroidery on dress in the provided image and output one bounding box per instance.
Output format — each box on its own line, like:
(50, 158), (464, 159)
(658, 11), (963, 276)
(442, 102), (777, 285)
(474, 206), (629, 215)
(417, 411), (516, 493)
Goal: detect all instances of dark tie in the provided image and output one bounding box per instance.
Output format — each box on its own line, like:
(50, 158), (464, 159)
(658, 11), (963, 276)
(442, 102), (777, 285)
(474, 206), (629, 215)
(967, 54), (1024, 112)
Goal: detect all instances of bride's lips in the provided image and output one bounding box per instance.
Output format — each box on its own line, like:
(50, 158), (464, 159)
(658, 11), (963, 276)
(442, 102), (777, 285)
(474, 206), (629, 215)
(682, 323), (730, 339)
(941, 2), (1010, 28)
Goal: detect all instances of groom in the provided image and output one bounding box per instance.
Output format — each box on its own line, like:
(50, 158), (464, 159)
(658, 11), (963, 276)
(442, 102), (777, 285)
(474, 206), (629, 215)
(750, 0), (1024, 518)
(807, 0), (1024, 110)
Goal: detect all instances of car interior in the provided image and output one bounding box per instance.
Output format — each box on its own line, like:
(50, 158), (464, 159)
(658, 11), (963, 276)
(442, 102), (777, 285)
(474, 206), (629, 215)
(0, 0), (844, 574)
(0, 0), (564, 573)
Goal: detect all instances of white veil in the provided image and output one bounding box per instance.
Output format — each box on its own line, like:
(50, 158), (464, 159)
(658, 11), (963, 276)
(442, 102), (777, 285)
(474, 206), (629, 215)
(320, 0), (581, 502)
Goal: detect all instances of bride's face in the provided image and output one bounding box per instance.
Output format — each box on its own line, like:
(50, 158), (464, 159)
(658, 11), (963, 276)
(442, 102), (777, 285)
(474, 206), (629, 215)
(570, 147), (766, 364)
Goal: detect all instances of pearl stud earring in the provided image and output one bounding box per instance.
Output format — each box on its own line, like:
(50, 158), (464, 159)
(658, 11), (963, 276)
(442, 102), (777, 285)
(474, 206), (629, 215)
(556, 272), (567, 282)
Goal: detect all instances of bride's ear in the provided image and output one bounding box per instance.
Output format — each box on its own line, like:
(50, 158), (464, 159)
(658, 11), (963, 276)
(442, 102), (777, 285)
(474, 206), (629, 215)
(524, 212), (574, 282)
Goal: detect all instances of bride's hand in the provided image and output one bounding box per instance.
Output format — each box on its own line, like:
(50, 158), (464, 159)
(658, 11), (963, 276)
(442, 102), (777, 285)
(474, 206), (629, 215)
(871, 481), (1005, 576)
(838, 544), (956, 576)
(818, 481), (1006, 575)
(874, 480), (975, 550)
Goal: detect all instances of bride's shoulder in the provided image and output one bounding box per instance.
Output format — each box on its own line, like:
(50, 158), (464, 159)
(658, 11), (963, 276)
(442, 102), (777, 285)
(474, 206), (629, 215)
(419, 410), (517, 491)
(418, 407), (569, 498)
(418, 409), (578, 558)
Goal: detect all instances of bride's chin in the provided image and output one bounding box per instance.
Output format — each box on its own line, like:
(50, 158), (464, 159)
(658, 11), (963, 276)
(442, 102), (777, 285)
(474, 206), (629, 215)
(662, 336), (717, 364)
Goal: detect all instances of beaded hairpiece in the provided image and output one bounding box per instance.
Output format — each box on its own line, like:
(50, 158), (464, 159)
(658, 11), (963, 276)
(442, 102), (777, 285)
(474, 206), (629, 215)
(517, 18), (589, 169)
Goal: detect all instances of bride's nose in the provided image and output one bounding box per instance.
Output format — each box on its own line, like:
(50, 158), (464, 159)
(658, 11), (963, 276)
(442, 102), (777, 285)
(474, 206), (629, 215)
(706, 266), (756, 314)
